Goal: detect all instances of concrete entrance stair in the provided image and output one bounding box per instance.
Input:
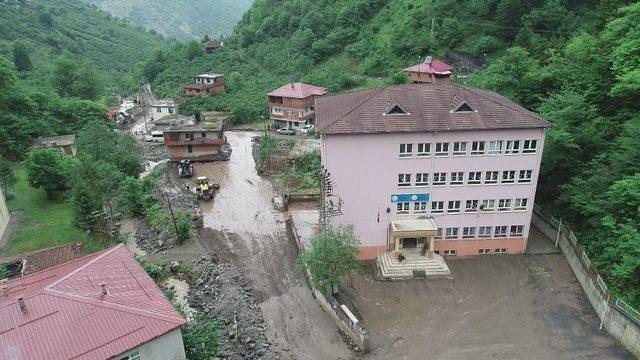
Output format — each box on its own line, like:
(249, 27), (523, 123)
(376, 252), (452, 280)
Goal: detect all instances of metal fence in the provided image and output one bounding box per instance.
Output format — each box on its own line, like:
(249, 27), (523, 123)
(534, 204), (640, 327)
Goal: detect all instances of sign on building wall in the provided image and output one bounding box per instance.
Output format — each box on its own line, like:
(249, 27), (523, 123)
(390, 193), (430, 202)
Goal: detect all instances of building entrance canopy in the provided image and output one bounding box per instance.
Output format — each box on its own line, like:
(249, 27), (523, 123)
(390, 218), (438, 257)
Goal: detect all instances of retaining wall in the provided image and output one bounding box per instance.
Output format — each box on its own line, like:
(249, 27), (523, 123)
(0, 190), (9, 242)
(532, 206), (640, 357)
(285, 215), (371, 352)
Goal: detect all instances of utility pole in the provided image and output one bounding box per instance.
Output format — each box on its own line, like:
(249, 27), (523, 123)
(430, 17), (435, 40)
(164, 191), (179, 239)
(319, 167), (343, 232)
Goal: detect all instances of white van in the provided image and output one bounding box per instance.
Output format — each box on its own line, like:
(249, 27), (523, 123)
(145, 131), (164, 143)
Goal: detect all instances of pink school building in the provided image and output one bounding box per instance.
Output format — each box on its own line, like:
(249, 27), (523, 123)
(316, 84), (551, 261)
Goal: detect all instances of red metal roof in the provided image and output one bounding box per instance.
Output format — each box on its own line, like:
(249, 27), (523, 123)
(316, 84), (551, 135)
(403, 59), (452, 75)
(267, 82), (327, 99)
(0, 245), (186, 360)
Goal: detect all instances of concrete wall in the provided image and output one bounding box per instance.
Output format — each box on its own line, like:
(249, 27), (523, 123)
(0, 189), (8, 241)
(128, 328), (186, 360)
(152, 105), (176, 120)
(532, 208), (640, 357)
(322, 128), (546, 259)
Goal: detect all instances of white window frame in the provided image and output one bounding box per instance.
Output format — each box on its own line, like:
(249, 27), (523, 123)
(397, 202), (410, 214)
(447, 200), (461, 214)
(450, 172), (464, 185)
(494, 248), (508, 254)
(431, 201), (444, 214)
(471, 141), (485, 156)
(415, 173), (429, 187)
(488, 140), (502, 155)
(398, 173), (411, 187)
(478, 248), (492, 254)
(480, 199), (495, 212)
(435, 142), (449, 156)
(453, 142), (467, 156)
(399, 143), (413, 158)
(518, 170), (533, 184)
(501, 170), (516, 184)
(468, 171), (482, 185)
(272, 107), (284, 115)
(445, 227), (459, 239)
(485, 171), (499, 184)
(510, 225), (524, 236)
(443, 249), (457, 256)
(417, 143), (431, 157)
(462, 227), (476, 238)
(433, 172), (446, 186)
(497, 199), (511, 212)
(478, 226), (492, 238)
(436, 228), (443, 239)
(514, 198), (528, 211)
(465, 200), (479, 213)
(119, 351), (141, 360)
(494, 226), (508, 238)
(522, 139), (537, 154)
(414, 201), (428, 214)
(505, 140), (520, 155)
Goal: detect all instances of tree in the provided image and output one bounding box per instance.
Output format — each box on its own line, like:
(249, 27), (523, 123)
(51, 54), (78, 98)
(24, 148), (73, 199)
(38, 12), (54, 28)
(72, 61), (102, 100)
(0, 160), (17, 195)
(298, 225), (362, 294)
(12, 42), (32, 72)
(182, 314), (219, 360)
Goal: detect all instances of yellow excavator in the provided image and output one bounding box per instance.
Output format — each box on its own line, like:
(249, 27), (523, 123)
(195, 176), (219, 200)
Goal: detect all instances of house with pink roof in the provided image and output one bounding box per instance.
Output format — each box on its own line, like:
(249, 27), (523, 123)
(267, 82), (327, 129)
(0, 244), (187, 360)
(316, 83), (550, 279)
(404, 57), (453, 85)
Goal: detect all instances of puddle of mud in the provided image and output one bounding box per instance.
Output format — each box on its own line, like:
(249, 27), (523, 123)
(195, 132), (283, 235)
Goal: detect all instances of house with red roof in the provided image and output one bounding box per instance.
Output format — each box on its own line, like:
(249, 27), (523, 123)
(0, 244), (187, 360)
(403, 56), (452, 85)
(267, 82), (327, 129)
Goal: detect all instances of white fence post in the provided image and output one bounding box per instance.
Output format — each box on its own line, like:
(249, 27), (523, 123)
(555, 218), (563, 248)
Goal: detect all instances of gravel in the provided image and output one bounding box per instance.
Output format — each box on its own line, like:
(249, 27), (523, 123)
(188, 255), (281, 360)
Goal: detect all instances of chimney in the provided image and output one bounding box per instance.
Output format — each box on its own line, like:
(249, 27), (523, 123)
(424, 56), (433, 64)
(17, 297), (27, 313)
(100, 283), (108, 295)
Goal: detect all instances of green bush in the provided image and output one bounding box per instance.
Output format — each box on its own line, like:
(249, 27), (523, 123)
(182, 314), (220, 360)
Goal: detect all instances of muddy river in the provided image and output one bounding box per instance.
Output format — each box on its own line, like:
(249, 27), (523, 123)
(194, 132), (352, 360)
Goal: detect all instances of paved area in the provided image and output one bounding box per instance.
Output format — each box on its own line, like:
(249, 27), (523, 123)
(527, 226), (562, 254)
(342, 254), (633, 359)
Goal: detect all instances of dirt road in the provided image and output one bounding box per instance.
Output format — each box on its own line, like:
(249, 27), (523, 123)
(195, 132), (352, 360)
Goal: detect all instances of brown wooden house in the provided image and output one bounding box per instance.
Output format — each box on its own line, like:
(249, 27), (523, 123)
(181, 74), (225, 97)
(163, 111), (230, 161)
(403, 57), (452, 84)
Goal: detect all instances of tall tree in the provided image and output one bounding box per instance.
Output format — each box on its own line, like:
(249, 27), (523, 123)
(24, 148), (74, 199)
(12, 41), (32, 72)
(51, 54), (78, 98)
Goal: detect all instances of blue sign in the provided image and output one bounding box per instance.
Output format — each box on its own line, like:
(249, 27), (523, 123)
(391, 193), (430, 202)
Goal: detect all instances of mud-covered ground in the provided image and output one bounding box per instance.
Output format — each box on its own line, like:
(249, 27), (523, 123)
(195, 132), (352, 360)
(343, 253), (633, 360)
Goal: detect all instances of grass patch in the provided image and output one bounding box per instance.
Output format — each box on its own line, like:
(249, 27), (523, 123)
(5, 164), (101, 255)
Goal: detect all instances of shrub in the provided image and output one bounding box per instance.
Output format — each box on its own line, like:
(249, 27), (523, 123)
(182, 314), (220, 360)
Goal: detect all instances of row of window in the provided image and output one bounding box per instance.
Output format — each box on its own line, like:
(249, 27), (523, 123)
(396, 198), (529, 214)
(437, 225), (525, 240)
(397, 170), (533, 187)
(399, 140), (537, 158)
(439, 248), (509, 256)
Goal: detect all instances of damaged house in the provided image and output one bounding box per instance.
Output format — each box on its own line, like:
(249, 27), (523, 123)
(163, 111), (231, 161)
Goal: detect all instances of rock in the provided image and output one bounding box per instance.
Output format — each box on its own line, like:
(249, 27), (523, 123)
(168, 261), (180, 272)
(256, 349), (266, 357)
(156, 240), (164, 248)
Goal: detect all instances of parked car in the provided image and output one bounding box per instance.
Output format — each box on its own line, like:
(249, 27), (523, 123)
(276, 127), (296, 135)
(144, 131), (164, 143)
(300, 124), (315, 135)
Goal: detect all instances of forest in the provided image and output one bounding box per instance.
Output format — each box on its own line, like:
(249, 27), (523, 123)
(0, 0), (165, 158)
(134, 0), (640, 307)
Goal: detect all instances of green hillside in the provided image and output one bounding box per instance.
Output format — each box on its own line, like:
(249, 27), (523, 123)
(0, 0), (166, 90)
(82, 0), (254, 40)
(135, 0), (640, 307)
